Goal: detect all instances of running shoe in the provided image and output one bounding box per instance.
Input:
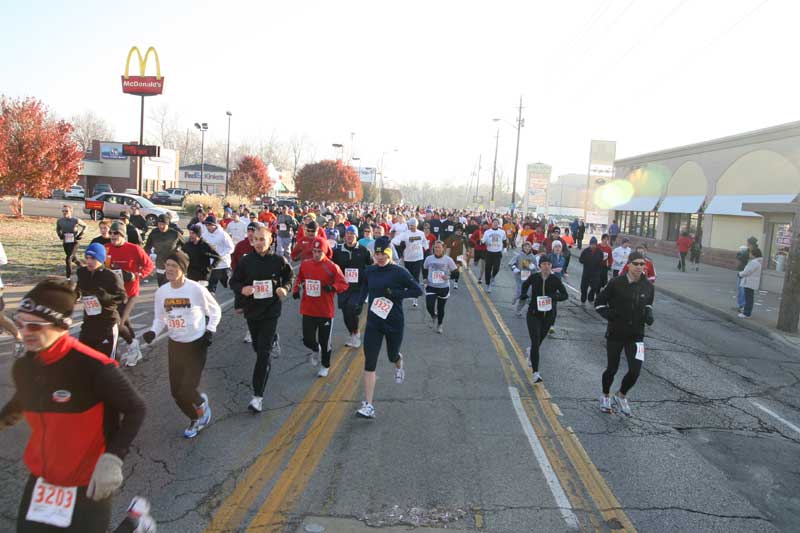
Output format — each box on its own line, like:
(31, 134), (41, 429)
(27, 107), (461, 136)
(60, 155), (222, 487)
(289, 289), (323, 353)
(532, 371), (543, 384)
(394, 355), (405, 384)
(600, 396), (612, 413)
(272, 333), (281, 358)
(125, 340), (143, 367)
(453, 281), (459, 289)
(412, 299), (418, 308)
(526, 346), (532, 368)
(428, 314), (437, 329)
(317, 367), (330, 377)
(243, 331), (252, 343)
(248, 396), (263, 413)
(612, 394), (632, 416)
(356, 401), (375, 419)
(350, 334), (362, 348)
(308, 349), (320, 367)
(436, 324), (444, 334)
(197, 393), (212, 429)
(738, 313), (749, 319)
(487, 285), (492, 293)
(184, 419), (202, 439)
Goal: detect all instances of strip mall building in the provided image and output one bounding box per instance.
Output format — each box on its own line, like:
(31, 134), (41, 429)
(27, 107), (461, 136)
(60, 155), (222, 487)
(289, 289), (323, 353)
(611, 121), (800, 293)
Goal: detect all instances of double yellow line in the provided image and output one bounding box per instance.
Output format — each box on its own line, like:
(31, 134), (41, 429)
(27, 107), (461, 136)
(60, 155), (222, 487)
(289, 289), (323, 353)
(205, 317), (366, 532)
(464, 270), (636, 531)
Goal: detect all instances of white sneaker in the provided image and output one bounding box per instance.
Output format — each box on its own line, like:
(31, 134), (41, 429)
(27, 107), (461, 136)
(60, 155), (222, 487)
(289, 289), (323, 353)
(356, 401), (375, 419)
(428, 314), (436, 329)
(487, 286), (492, 294)
(738, 313), (749, 318)
(526, 346), (532, 368)
(308, 350), (320, 367)
(394, 355), (405, 384)
(317, 367), (329, 377)
(350, 334), (361, 348)
(125, 340), (143, 367)
(248, 396), (263, 413)
(532, 371), (543, 384)
(600, 396), (612, 413)
(412, 299), (418, 308)
(243, 331), (252, 343)
(436, 324), (444, 334)
(453, 281), (459, 289)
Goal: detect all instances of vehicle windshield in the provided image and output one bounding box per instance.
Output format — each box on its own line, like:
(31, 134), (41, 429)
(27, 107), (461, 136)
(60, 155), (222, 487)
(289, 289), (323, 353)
(129, 195), (155, 208)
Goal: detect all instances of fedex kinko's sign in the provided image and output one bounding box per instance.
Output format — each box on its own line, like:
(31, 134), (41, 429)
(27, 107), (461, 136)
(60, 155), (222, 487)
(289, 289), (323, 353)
(121, 46), (164, 96)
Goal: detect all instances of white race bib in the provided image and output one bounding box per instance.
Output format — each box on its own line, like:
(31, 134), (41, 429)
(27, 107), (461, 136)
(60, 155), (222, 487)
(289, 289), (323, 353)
(63, 233), (75, 244)
(432, 270), (448, 283)
(456, 254), (465, 264)
(370, 296), (394, 319)
(635, 342), (645, 361)
(536, 296), (552, 312)
(447, 225), (454, 232)
(166, 310), (188, 332)
(345, 268), (359, 283)
(253, 279), (273, 299)
(491, 235), (500, 244)
(305, 279), (321, 297)
(520, 270), (531, 280)
(279, 223), (287, 231)
(25, 478), (76, 528)
(82, 295), (101, 316)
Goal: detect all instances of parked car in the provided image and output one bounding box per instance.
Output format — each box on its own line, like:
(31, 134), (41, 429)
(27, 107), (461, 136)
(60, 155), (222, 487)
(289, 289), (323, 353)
(84, 193), (180, 225)
(150, 190), (173, 205)
(64, 185), (85, 200)
(92, 183), (113, 196)
(123, 188), (138, 195)
(51, 189), (66, 199)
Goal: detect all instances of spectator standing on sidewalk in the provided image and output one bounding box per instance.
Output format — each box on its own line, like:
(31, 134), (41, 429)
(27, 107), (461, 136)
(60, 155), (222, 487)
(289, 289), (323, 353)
(735, 241), (752, 311)
(689, 229), (703, 271)
(576, 219), (586, 249)
(737, 248), (763, 318)
(675, 231), (693, 272)
(608, 220), (620, 246)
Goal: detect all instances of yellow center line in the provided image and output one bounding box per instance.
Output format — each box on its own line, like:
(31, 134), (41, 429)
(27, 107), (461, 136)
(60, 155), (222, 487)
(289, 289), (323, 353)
(467, 270), (636, 531)
(204, 316), (366, 533)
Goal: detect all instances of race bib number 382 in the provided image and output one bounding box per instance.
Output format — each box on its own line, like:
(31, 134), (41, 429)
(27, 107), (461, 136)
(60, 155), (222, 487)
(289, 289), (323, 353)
(253, 279), (273, 299)
(26, 477), (76, 528)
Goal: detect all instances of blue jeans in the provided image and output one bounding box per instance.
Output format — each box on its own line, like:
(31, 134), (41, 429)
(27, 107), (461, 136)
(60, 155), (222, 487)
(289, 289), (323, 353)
(736, 275), (746, 308)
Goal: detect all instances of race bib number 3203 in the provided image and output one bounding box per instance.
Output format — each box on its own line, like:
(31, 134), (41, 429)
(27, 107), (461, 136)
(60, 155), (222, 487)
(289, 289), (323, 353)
(26, 477), (76, 528)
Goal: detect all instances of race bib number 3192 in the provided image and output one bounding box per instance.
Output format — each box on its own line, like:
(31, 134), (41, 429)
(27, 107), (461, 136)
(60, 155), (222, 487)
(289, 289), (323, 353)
(26, 477), (76, 528)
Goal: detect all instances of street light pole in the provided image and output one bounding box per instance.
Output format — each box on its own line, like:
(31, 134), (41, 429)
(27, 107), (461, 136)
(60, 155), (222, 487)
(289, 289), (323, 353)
(194, 122), (208, 192)
(490, 122), (499, 204)
(225, 111), (232, 196)
(511, 95), (524, 215)
(332, 143), (344, 161)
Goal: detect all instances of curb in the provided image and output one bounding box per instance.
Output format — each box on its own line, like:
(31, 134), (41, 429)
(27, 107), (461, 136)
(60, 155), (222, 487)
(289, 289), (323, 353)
(653, 284), (799, 349)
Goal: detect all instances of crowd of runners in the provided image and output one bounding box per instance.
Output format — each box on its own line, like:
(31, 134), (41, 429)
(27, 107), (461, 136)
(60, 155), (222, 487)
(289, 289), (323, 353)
(0, 199), (659, 531)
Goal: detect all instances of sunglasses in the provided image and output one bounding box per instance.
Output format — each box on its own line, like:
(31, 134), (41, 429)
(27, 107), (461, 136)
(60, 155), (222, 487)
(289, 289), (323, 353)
(631, 261), (646, 266)
(110, 231), (123, 236)
(13, 316), (52, 332)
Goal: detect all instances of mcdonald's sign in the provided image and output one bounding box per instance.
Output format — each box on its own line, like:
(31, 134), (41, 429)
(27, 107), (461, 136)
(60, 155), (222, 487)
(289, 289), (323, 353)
(121, 46), (164, 96)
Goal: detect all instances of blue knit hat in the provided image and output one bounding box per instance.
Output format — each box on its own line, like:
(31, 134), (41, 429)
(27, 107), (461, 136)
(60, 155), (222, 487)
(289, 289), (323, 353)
(345, 225), (358, 237)
(85, 242), (107, 263)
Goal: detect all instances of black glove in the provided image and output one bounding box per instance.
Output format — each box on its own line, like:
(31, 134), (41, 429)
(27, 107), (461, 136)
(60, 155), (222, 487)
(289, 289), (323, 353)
(384, 287), (393, 297)
(644, 306), (654, 326)
(122, 270), (135, 282)
(203, 330), (213, 346)
(323, 285), (336, 292)
(142, 331), (155, 344)
(595, 306), (610, 319)
(292, 291), (301, 300)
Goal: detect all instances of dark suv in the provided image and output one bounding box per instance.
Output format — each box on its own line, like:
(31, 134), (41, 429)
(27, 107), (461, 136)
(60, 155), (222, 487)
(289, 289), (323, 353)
(92, 183), (113, 196)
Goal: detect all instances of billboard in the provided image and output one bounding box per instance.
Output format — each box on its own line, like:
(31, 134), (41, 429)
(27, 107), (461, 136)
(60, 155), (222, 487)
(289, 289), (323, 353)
(585, 140), (616, 224)
(100, 143), (127, 160)
(359, 167), (377, 183)
(525, 163), (551, 215)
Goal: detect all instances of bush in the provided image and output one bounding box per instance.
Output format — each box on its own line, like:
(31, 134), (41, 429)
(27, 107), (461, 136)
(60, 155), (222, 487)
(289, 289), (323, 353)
(224, 194), (251, 210)
(183, 194), (222, 215)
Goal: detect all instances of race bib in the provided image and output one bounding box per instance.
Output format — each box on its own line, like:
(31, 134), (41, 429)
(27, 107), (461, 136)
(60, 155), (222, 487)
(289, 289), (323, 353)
(409, 243), (422, 254)
(82, 295), (101, 316)
(279, 223), (287, 231)
(305, 279), (321, 297)
(370, 297), (394, 319)
(456, 254), (465, 264)
(63, 233), (74, 244)
(432, 270), (448, 283)
(25, 478), (76, 528)
(635, 342), (645, 361)
(447, 225), (454, 232)
(536, 296), (552, 312)
(345, 268), (359, 283)
(166, 310), (188, 332)
(520, 270), (531, 280)
(328, 239), (337, 249)
(253, 279), (273, 299)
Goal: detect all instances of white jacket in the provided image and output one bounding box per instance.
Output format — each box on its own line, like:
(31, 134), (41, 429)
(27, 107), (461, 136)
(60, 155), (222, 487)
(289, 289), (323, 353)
(391, 230), (428, 262)
(738, 257), (762, 290)
(201, 226), (235, 269)
(611, 246), (631, 271)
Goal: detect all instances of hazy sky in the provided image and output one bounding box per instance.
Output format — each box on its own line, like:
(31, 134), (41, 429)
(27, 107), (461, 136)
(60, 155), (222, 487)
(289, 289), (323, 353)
(2, 0), (791, 195)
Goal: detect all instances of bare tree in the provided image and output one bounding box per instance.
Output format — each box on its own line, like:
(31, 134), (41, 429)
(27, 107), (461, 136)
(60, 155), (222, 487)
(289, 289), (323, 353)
(70, 110), (114, 151)
(288, 134), (316, 178)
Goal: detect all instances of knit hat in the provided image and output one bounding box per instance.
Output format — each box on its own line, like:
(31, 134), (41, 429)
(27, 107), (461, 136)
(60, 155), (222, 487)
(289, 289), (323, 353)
(311, 237), (327, 250)
(589, 236), (598, 245)
(247, 221), (261, 231)
(84, 242), (107, 263)
(17, 278), (76, 329)
(374, 236), (393, 258)
(165, 250), (190, 273)
(627, 251), (645, 264)
(157, 214), (169, 224)
(407, 218), (418, 227)
(188, 224), (203, 235)
(204, 215), (218, 226)
(110, 221), (127, 239)
(345, 225), (358, 236)
(552, 240), (563, 249)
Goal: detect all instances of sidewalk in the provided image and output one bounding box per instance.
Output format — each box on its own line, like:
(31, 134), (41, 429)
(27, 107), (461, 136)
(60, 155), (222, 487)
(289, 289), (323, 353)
(637, 250), (799, 347)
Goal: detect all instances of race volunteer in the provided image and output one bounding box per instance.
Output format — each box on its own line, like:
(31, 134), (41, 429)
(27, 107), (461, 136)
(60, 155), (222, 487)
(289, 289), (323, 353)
(230, 226), (293, 414)
(200, 216), (235, 294)
(422, 241), (458, 334)
(56, 204), (87, 279)
(144, 214), (184, 286)
(293, 238), (349, 377)
(183, 224), (222, 285)
(332, 226), (373, 348)
(76, 243), (127, 359)
(518, 255), (568, 384)
(594, 251), (655, 416)
(1, 279), (145, 533)
(355, 237), (423, 419)
(390, 217), (428, 308)
(142, 251), (221, 439)
(105, 221), (155, 367)
(481, 219), (508, 291)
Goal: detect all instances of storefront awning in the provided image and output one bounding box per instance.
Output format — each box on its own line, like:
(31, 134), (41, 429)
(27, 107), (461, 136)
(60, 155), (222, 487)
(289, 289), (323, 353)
(704, 194), (799, 217)
(658, 195), (705, 214)
(611, 196), (660, 212)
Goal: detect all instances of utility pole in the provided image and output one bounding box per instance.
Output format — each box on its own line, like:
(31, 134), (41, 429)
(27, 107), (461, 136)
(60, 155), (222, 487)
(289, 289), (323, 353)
(511, 95), (524, 215)
(225, 111), (232, 196)
(490, 128), (499, 204)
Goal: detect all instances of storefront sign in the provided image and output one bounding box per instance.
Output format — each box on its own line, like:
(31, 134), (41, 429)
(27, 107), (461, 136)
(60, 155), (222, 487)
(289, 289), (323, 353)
(121, 46), (164, 96)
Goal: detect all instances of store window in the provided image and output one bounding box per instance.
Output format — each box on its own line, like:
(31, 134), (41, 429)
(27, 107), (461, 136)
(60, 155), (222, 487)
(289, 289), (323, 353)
(766, 222), (792, 271)
(666, 212), (702, 241)
(616, 210), (658, 238)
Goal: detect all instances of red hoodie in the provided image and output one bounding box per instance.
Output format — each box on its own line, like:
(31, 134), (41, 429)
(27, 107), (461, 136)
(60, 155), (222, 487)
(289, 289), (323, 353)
(598, 243), (613, 267)
(105, 242), (154, 297)
(293, 257), (348, 318)
(470, 228), (488, 251)
(676, 235), (693, 254)
(292, 232), (333, 262)
(231, 238), (255, 271)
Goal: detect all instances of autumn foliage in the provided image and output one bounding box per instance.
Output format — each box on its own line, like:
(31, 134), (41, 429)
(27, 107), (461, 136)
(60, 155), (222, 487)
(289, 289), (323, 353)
(0, 97), (83, 198)
(230, 155), (273, 198)
(295, 160), (362, 203)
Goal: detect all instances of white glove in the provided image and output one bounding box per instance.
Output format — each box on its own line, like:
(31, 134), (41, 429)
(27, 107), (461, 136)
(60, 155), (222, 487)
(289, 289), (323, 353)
(512, 267), (520, 274)
(87, 453), (123, 501)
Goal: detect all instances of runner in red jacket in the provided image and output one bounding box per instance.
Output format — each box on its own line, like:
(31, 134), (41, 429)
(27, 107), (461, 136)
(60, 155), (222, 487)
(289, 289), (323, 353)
(292, 221), (333, 262)
(292, 238), (348, 376)
(470, 222), (489, 284)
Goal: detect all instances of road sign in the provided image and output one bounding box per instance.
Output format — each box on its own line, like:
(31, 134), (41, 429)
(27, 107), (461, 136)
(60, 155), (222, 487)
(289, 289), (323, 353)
(122, 144), (160, 157)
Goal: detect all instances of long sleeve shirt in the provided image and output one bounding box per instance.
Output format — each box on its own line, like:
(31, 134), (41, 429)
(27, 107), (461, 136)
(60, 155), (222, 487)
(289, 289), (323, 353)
(293, 258), (349, 318)
(359, 263), (423, 331)
(230, 251), (294, 320)
(150, 279), (222, 342)
(144, 228), (184, 270)
(201, 227), (235, 269)
(391, 230), (429, 262)
(105, 242), (155, 297)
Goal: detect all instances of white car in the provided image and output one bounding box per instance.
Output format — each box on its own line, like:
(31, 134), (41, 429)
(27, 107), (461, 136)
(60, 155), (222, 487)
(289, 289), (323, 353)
(64, 185), (85, 200)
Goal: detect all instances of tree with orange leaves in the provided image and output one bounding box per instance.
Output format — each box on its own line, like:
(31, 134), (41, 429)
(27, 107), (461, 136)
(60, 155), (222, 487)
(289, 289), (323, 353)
(230, 155), (273, 199)
(295, 160), (362, 203)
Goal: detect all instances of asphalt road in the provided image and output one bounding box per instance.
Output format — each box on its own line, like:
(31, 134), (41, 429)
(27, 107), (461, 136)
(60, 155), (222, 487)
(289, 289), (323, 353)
(0, 197), (93, 219)
(0, 251), (798, 532)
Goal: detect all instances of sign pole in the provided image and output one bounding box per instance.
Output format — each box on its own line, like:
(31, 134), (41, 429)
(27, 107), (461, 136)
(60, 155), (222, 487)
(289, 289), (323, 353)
(137, 95), (145, 196)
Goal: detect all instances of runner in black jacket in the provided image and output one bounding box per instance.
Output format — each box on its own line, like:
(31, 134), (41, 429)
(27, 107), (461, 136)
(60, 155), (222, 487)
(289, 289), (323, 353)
(594, 251), (655, 416)
(0, 278), (145, 533)
(332, 226), (373, 348)
(184, 224), (222, 284)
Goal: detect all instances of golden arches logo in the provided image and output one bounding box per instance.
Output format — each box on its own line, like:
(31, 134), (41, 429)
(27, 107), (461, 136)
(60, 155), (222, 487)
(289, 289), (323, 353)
(124, 46), (161, 80)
